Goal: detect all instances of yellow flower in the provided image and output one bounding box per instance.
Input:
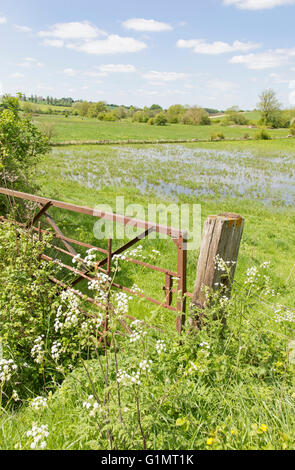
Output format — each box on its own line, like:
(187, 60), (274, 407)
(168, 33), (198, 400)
(259, 424), (268, 433)
(230, 429), (237, 435)
(206, 437), (214, 446)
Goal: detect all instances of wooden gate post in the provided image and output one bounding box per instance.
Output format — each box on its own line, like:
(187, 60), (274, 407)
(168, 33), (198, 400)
(191, 212), (244, 328)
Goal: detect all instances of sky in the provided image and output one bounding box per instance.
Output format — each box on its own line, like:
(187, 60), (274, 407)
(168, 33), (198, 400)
(0, 0), (295, 109)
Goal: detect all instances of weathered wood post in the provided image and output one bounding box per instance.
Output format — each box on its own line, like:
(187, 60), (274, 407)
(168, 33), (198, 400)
(190, 212), (244, 329)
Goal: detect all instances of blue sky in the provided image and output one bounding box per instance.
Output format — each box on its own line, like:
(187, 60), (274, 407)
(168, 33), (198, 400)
(0, 0), (295, 109)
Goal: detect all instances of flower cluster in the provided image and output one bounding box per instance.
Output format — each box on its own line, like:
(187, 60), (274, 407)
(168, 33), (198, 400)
(51, 341), (62, 361)
(83, 395), (100, 417)
(139, 360), (152, 372)
(117, 369), (141, 386)
(274, 306), (295, 323)
(200, 341), (210, 357)
(129, 320), (147, 343)
(215, 255), (236, 273)
(83, 248), (98, 268)
(244, 266), (259, 286)
(81, 313), (104, 332)
(114, 292), (132, 316)
(155, 339), (166, 355)
(30, 396), (48, 410)
(54, 290), (80, 332)
(26, 424), (49, 449)
(131, 284), (143, 294)
(31, 335), (45, 364)
(126, 245), (143, 259)
(0, 359), (17, 383)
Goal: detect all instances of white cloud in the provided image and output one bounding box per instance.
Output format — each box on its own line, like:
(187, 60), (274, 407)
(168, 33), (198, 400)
(223, 0), (295, 9)
(177, 38), (261, 54)
(10, 73), (24, 78)
(38, 21), (103, 39)
(142, 70), (190, 83)
(269, 72), (289, 83)
(122, 18), (172, 32)
(230, 48), (295, 69)
(18, 57), (44, 67)
(98, 64), (137, 73)
(207, 79), (239, 92)
(68, 35), (147, 55)
(84, 71), (106, 78)
(42, 39), (64, 48)
(14, 25), (32, 32)
(289, 80), (295, 88)
(63, 68), (77, 76)
(0, 16), (7, 24)
(39, 21), (147, 55)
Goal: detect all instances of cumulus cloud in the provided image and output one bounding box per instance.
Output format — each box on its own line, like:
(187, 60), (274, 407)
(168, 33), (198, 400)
(142, 70), (190, 83)
(38, 21), (103, 39)
(18, 57), (44, 67)
(223, 0), (295, 9)
(177, 39), (260, 54)
(98, 64), (137, 73)
(10, 73), (25, 78)
(206, 79), (239, 92)
(0, 16), (7, 24)
(14, 25), (32, 32)
(39, 22), (147, 55)
(122, 18), (172, 32)
(67, 35), (147, 55)
(230, 48), (295, 69)
(42, 39), (64, 48)
(63, 68), (77, 76)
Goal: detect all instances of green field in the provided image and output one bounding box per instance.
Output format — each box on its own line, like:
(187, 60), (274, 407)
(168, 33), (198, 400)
(1, 136), (295, 450)
(35, 139), (295, 306)
(33, 114), (291, 143)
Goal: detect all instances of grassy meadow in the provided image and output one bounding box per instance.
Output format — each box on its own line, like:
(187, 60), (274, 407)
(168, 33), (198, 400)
(33, 113), (291, 143)
(1, 121), (295, 450)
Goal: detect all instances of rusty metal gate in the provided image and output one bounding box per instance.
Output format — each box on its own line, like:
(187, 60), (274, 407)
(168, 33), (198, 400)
(0, 188), (192, 334)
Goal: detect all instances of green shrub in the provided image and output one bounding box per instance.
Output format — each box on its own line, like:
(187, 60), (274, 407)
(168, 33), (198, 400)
(0, 95), (49, 193)
(154, 112), (168, 126)
(255, 129), (272, 140)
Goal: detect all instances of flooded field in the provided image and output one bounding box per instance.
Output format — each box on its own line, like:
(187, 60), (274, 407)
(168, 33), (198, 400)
(46, 144), (295, 206)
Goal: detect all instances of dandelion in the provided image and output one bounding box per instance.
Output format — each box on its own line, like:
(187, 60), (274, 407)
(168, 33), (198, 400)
(206, 437), (214, 446)
(259, 424), (268, 433)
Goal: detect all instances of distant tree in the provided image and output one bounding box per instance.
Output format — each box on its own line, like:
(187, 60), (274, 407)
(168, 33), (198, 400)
(75, 101), (90, 117)
(154, 112), (167, 126)
(257, 89), (281, 126)
(166, 104), (185, 123)
(182, 106), (209, 125)
(150, 104), (163, 116)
